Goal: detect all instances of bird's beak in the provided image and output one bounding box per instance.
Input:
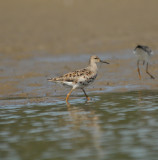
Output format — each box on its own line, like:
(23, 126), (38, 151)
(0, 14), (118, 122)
(100, 60), (110, 64)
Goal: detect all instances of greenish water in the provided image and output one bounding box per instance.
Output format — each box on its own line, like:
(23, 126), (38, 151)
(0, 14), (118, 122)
(0, 90), (158, 160)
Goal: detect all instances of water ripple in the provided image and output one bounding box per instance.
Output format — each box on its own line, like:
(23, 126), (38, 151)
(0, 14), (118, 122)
(1, 90), (158, 160)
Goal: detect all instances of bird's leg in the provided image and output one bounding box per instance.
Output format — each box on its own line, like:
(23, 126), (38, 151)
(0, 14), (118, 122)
(146, 62), (155, 79)
(137, 60), (141, 80)
(66, 88), (74, 104)
(82, 88), (90, 101)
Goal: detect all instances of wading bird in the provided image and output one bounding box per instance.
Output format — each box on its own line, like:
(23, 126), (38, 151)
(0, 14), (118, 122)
(133, 45), (155, 80)
(47, 55), (109, 104)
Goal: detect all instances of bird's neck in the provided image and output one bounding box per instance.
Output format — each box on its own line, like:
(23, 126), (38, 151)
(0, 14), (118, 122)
(88, 62), (98, 73)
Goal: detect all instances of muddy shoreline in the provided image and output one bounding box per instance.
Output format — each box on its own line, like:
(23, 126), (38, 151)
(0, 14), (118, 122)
(0, 51), (158, 100)
(0, 0), (158, 104)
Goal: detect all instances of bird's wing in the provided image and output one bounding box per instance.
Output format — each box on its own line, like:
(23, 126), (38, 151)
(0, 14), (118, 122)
(47, 68), (92, 82)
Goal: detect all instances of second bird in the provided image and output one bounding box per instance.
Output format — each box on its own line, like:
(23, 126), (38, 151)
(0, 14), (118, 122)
(133, 45), (155, 80)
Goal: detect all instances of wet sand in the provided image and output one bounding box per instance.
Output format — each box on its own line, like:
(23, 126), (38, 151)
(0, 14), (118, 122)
(0, 0), (158, 103)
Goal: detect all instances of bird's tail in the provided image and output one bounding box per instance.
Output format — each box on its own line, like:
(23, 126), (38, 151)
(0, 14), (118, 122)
(47, 77), (56, 81)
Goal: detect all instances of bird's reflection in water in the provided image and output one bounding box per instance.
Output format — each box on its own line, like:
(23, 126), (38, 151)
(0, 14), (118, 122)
(66, 104), (104, 159)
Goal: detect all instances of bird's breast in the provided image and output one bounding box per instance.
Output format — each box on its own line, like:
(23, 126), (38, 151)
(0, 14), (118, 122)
(78, 74), (97, 87)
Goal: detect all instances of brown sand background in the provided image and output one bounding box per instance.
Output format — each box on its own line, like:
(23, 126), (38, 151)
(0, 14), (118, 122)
(0, 0), (158, 102)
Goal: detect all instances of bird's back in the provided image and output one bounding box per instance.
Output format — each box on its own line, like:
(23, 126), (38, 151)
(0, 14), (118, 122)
(134, 45), (153, 61)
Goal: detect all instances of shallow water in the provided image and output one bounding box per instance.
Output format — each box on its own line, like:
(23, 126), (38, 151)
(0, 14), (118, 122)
(1, 90), (158, 160)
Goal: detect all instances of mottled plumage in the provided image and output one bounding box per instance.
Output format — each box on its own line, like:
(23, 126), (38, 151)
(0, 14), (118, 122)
(48, 55), (109, 104)
(133, 45), (155, 79)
